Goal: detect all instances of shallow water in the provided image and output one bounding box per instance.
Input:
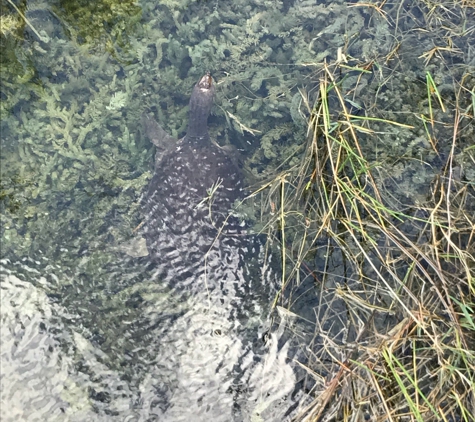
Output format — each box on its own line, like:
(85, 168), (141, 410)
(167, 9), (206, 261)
(1, 1), (302, 416)
(1, 245), (299, 421)
(1, 0), (474, 420)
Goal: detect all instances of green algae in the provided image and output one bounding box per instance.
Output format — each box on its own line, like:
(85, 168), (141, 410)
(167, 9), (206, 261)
(0, 0), (474, 420)
(54, 0), (142, 51)
(1, 0), (473, 270)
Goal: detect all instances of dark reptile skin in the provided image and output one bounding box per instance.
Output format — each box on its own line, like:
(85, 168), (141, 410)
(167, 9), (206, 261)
(142, 135), (245, 280)
(142, 74), (247, 282)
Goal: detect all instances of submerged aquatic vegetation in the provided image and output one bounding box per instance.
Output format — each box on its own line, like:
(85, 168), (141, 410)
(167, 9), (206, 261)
(0, 0), (474, 419)
(249, 1), (475, 418)
(0, 3), (152, 263)
(53, 0), (142, 51)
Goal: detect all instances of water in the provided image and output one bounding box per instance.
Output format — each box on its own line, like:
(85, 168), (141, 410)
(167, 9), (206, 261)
(2, 0), (474, 420)
(1, 246), (298, 421)
(1, 0), (302, 414)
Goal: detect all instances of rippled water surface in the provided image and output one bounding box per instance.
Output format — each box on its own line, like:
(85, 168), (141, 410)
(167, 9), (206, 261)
(2, 0), (474, 420)
(2, 246), (301, 421)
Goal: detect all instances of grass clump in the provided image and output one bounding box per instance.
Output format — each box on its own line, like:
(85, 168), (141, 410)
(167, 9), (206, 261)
(252, 3), (475, 416)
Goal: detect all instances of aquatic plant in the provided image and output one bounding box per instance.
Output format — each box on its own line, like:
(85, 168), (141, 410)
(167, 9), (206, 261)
(250, 1), (475, 418)
(1, 0), (474, 419)
(53, 0), (142, 50)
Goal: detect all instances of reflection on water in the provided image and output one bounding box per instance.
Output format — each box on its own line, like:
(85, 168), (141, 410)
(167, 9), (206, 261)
(2, 0), (474, 420)
(1, 245), (298, 421)
(1, 0), (306, 417)
(1, 274), (90, 421)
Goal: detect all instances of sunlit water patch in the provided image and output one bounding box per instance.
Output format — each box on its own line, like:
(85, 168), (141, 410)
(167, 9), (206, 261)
(1, 242), (299, 421)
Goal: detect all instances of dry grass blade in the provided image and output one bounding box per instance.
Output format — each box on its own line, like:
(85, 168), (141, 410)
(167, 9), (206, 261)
(250, 18), (475, 417)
